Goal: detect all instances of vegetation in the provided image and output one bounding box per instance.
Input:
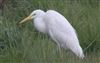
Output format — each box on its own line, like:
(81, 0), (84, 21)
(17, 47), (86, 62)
(0, 0), (100, 63)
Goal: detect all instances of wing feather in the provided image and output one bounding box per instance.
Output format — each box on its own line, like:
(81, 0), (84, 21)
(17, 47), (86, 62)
(43, 10), (84, 58)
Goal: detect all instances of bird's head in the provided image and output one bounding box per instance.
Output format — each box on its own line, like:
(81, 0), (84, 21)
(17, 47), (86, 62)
(19, 9), (45, 24)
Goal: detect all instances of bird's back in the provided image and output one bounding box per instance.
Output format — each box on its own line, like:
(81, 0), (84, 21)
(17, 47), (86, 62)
(43, 10), (84, 58)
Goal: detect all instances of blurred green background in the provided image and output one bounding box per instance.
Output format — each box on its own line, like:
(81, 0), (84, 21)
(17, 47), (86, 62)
(0, 0), (100, 63)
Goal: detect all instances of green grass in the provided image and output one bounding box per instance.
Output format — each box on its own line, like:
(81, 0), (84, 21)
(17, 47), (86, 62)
(0, 0), (100, 63)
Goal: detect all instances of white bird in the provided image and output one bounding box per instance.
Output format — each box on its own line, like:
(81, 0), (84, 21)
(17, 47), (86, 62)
(19, 9), (84, 59)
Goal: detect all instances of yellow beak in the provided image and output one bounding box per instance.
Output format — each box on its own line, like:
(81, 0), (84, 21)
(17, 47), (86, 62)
(19, 16), (32, 24)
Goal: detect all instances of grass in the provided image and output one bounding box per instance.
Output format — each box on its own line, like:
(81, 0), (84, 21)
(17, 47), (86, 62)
(0, 0), (100, 63)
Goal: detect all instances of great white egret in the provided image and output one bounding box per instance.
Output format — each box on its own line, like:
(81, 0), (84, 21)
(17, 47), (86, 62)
(19, 9), (84, 59)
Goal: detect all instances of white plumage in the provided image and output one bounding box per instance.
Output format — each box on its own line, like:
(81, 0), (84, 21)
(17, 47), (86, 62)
(19, 9), (84, 59)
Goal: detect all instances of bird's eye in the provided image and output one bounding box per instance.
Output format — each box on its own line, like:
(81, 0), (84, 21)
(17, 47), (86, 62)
(33, 13), (36, 16)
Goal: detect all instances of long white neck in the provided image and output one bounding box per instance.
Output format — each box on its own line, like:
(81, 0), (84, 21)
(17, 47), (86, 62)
(33, 16), (47, 33)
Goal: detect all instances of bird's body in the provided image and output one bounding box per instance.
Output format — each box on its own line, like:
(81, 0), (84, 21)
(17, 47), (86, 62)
(19, 9), (84, 59)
